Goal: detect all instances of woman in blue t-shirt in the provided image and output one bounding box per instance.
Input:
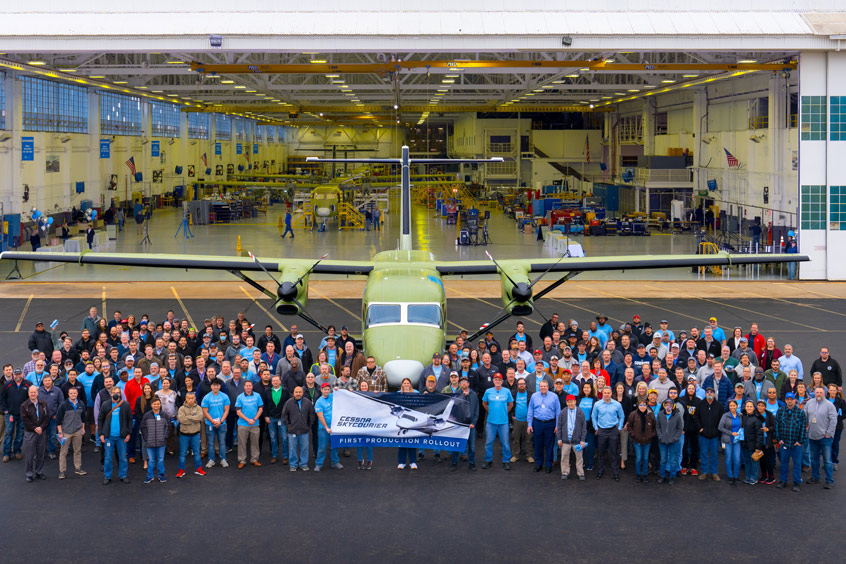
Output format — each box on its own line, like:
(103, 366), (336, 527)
(578, 381), (597, 472)
(397, 378), (420, 471)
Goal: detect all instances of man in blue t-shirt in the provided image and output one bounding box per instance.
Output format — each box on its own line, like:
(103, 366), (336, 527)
(201, 378), (231, 468)
(314, 383), (342, 471)
(482, 373), (514, 469)
(235, 380), (263, 467)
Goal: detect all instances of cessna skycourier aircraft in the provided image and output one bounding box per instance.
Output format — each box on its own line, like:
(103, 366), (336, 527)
(1, 146), (809, 388)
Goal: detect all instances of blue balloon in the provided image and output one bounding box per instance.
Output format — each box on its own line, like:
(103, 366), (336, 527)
(32, 210), (41, 219)
(90, 209), (97, 219)
(47, 217), (54, 225)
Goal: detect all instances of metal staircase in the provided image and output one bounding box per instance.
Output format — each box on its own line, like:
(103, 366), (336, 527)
(338, 202), (365, 230)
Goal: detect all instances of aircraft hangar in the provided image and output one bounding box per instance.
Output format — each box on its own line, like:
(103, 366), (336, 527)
(0, 1), (843, 282)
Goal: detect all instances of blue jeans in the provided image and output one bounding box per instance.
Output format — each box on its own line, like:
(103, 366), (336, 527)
(658, 441), (681, 477)
(779, 443), (803, 484)
(675, 433), (684, 474)
(282, 225), (294, 238)
(802, 437), (810, 467)
(700, 436), (720, 475)
(810, 437), (834, 484)
(724, 442), (741, 478)
(46, 419), (58, 454)
(357, 446), (374, 462)
(452, 433), (476, 465)
(178, 433), (201, 471)
(397, 448), (417, 464)
(128, 417), (141, 458)
(742, 449), (759, 482)
(633, 442), (651, 476)
(146, 446), (165, 480)
(206, 423), (227, 462)
(267, 418), (288, 459)
(584, 431), (596, 470)
(4, 414), (24, 456)
(787, 261), (796, 280)
(288, 433), (309, 469)
(103, 436), (128, 479)
(833, 428), (842, 464)
(484, 422), (511, 463)
(316, 427), (339, 467)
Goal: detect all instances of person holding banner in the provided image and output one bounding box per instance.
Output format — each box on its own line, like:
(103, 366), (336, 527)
(396, 378), (419, 470)
(314, 383), (342, 471)
(450, 375), (479, 471)
(482, 373), (514, 470)
(356, 381), (373, 470)
(281, 386), (316, 472)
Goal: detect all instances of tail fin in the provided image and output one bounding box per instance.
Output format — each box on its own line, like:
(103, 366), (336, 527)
(440, 399), (455, 423)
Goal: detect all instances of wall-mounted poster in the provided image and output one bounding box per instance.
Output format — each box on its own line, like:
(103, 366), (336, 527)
(215, 165), (224, 176)
(226, 164), (234, 174)
(46, 155), (60, 173)
(187, 165), (195, 177)
(22, 137), (35, 161)
(152, 170), (163, 183)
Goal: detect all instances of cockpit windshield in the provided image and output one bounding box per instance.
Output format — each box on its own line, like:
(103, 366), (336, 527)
(366, 304), (402, 327)
(407, 304), (442, 327)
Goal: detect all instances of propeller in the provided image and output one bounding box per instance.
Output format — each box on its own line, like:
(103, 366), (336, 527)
(485, 250), (532, 302)
(246, 251), (329, 331)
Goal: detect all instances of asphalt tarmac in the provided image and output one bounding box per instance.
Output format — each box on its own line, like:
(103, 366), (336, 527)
(0, 296), (843, 563)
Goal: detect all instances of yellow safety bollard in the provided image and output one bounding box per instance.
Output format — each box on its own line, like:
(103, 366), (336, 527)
(236, 235), (242, 254)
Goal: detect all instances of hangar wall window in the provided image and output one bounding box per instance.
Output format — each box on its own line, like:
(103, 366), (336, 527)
(100, 92), (142, 136)
(214, 114), (231, 140)
(801, 96), (826, 141)
(187, 112), (209, 139)
(150, 100), (181, 137)
(235, 118), (246, 141)
(22, 76), (88, 133)
(255, 124), (264, 143)
(830, 96), (846, 141)
(830, 186), (846, 230)
(0, 72), (5, 129)
(800, 185), (826, 230)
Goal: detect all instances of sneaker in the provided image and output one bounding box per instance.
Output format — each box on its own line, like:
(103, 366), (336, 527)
(48, 453), (57, 460)
(578, 475), (585, 481)
(668, 478), (675, 485)
(103, 478), (111, 485)
(792, 484), (800, 492)
(300, 466), (309, 471)
(270, 458), (277, 464)
(680, 468), (688, 476)
(824, 482), (834, 489)
(176, 470), (186, 478)
(698, 473), (708, 481)
(450, 464), (457, 472)
(220, 460), (229, 468)
(657, 476), (665, 484)
(561, 473), (569, 480)
(503, 463), (511, 471)
(120, 477), (130, 484)
(144, 477), (154, 484)
(58, 472), (66, 479)
(205, 460), (216, 469)
(74, 469), (87, 476)
(289, 467), (297, 472)
(527, 457), (535, 464)
(776, 481), (787, 488)
(410, 463), (418, 470)
(331, 463), (343, 470)
(158, 476), (167, 483)
(481, 462), (492, 469)
(469, 463), (476, 471)
(366, 461), (373, 470)
(397, 464), (406, 470)
(358, 461), (364, 470)
(807, 478), (820, 484)
(194, 468), (206, 476)
(510, 456), (518, 463)
(314, 466), (321, 472)
(712, 474), (721, 482)
(690, 469), (698, 476)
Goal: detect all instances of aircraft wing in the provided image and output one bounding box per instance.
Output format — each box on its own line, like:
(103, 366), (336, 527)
(435, 252), (810, 276)
(0, 251), (373, 275)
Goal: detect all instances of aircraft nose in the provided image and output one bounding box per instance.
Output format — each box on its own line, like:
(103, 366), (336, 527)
(384, 359), (424, 390)
(316, 207), (331, 217)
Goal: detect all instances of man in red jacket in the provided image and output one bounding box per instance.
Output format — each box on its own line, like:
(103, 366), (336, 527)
(745, 323), (766, 358)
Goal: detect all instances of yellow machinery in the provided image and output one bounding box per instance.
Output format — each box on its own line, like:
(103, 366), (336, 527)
(697, 241), (722, 276)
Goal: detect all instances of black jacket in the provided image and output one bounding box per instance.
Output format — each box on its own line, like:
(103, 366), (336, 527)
(140, 410), (171, 448)
(28, 329), (54, 356)
(696, 338), (721, 358)
(678, 393), (700, 432)
(741, 412), (764, 452)
(20, 399), (50, 432)
(60, 378), (85, 401)
(97, 400), (133, 439)
(810, 357), (843, 388)
(263, 386), (290, 419)
(1, 379), (33, 416)
(693, 397), (724, 439)
(281, 397), (315, 434)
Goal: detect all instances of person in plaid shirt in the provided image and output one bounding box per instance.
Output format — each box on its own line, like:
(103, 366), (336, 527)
(333, 365), (359, 391)
(775, 392), (808, 491)
(357, 357), (387, 392)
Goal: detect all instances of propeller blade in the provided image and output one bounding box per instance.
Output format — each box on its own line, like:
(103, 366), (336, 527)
(293, 253), (329, 288)
(528, 250), (571, 289)
(247, 251), (282, 288)
(484, 250), (520, 288)
(291, 297), (329, 333)
(465, 298), (517, 343)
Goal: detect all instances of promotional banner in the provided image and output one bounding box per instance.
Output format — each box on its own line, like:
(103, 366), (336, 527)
(214, 142), (221, 156)
(236, 143), (242, 155)
(151, 140), (160, 157)
(21, 137), (34, 161)
(330, 389), (471, 452)
(99, 139), (110, 159)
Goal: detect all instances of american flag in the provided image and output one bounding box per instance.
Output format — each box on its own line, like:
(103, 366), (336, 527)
(724, 148), (739, 167)
(584, 134), (591, 164)
(201, 153), (207, 167)
(125, 156), (136, 175)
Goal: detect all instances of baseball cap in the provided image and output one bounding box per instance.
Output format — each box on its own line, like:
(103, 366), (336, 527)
(687, 375), (698, 381)
(735, 382), (745, 389)
(433, 353), (441, 359)
(565, 394), (577, 402)
(449, 370), (459, 376)
(326, 335), (335, 341)
(459, 374), (469, 382)
(707, 353), (715, 358)
(13, 368), (22, 375)
(341, 325), (349, 331)
(554, 378), (563, 384)
(561, 368), (571, 374)
(637, 343), (645, 349)
(493, 372), (503, 379)
(203, 334), (211, 339)
(461, 356), (470, 362)
(660, 319), (668, 324)
(426, 375), (436, 382)
(663, 398), (675, 406)
(709, 317), (717, 322)
(295, 334), (304, 340)
(563, 346), (571, 352)
(757, 400), (766, 405)
(633, 315), (641, 320)
(320, 383), (331, 389)
(550, 355), (559, 360)
(63, 359), (73, 365)
(739, 337), (748, 343)
(785, 392), (796, 399)
(31, 349), (40, 354)
(534, 349), (542, 355)
(672, 343), (680, 349)
(705, 387), (715, 393)
(687, 357), (697, 363)
(125, 355), (135, 362)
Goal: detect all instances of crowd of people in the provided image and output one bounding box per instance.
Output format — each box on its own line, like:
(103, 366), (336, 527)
(2, 307), (842, 491)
